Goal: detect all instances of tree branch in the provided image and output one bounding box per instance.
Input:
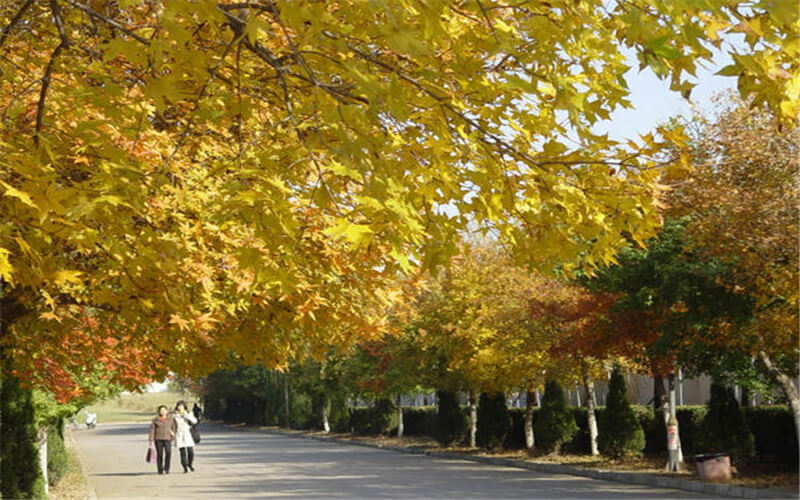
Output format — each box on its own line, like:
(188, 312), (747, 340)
(34, 0), (71, 146)
(0, 0), (35, 49)
(61, 0), (151, 45)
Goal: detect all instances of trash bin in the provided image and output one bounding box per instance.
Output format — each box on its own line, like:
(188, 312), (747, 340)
(694, 452), (731, 483)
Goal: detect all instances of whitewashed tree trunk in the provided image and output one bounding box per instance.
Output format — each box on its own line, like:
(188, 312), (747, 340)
(759, 350), (800, 442)
(582, 374), (599, 456)
(468, 391), (477, 448)
(395, 393), (404, 438)
(321, 393), (330, 433)
(666, 373), (684, 468)
(524, 390), (535, 450)
(39, 427), (48, 494)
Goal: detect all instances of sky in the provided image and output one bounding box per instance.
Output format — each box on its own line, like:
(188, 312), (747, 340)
(593, 45), (739, 141)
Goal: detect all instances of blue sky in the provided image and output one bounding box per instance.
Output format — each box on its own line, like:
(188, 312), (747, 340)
(593, 46), (738, 141)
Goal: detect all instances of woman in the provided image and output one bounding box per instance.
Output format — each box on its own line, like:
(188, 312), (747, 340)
(148, 405), (176, 474)
(173, 400), (197, 473)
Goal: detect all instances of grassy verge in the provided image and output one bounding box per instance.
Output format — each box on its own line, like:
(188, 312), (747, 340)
(48, 429), (88, 500)
(76, 391), (197, 424)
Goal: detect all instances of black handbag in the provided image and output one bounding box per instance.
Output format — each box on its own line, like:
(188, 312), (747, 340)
(190, 425), (201, 444)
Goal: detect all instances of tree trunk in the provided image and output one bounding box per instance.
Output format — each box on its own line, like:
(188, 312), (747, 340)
(395, 393), (404, 438)
(468, 391), (477, 448)
(741, 386), (751, 408)
(653, 376), (666, 419)
(283, 372), (291, 429)
(666, 373), (684, 469)
(759, 350), (800, 441)
(321, 392), (330, 433)
(582, 374), (599, 456)
(524, 390), (536, 450)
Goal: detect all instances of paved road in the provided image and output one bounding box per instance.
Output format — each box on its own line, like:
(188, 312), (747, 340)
(73, 423), (709, 499)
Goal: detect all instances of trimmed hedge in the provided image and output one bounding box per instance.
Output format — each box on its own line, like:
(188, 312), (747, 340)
(534, 381), (578, 453)
(697, 383), (754, 457)
(349, 399), (397, 435)
(435, 391), (468, 445)
(482, 404), (795, 463)
(403, 406), (436, 437)
(47, 421), (69, 487)
(599, 368), (645, 458)
(1, 373), (45, 500)
(476, 393), (510, 450)
(746, 406), (799, 463)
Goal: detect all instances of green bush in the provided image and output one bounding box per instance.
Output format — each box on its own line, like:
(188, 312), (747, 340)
(476, 392), (510, 450)
(533, 380), (578, 453)
(290, 392), (314, 429)
(403, 406), (437, 437)
(435, 391), (467, 445)
(599, 367), (645, 459)
(349, 399), (397, 435)
(1, 373), (44, 499)
(745, 406), (799, 463)
(697, 383), (755, 458)
(327, 393), (351, 433)
(47, 421), (69, 487)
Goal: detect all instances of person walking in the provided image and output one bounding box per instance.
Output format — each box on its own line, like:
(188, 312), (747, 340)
(174, 400), (197, 473)
(192, 402), (203, 422)
(149, 405), (176, 475)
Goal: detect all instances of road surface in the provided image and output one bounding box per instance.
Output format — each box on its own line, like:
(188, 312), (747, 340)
(73, 423), (709, 498)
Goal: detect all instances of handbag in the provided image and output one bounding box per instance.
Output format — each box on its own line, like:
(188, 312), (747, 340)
(146, 443), (156, 464)
(190, 425), (201, 444)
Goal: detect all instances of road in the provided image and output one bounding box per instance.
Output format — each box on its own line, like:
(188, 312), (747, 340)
(73, 423), (709, 498)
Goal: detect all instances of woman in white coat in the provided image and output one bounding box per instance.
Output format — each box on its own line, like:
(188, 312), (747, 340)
(173, 401), (197, 473)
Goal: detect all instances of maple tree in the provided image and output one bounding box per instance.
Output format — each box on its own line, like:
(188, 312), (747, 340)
(666, 96), (800, 438)
(1, 0), (797, 400)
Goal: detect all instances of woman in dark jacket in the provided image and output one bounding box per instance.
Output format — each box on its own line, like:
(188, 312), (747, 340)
(148, 405), (176, 474)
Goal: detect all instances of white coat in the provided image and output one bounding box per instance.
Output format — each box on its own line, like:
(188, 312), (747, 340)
(174, 411), (197, 448)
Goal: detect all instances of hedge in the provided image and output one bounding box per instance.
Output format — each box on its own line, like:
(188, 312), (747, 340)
(47, 421), (69, 487)
(349, 399), (397, 435)
(415, 404), (797, 463)
(402, 406), (437, 437)
(1, 372), (45, 499)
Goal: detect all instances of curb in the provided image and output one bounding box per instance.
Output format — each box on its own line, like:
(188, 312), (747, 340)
(229, 425), (797, 499)
(64, 427), (98, 500)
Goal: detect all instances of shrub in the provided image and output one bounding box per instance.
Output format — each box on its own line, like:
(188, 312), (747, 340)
(47, 421), (69, 486)
(435, 391), (467, 445)
(533, 380), (578, 453)
(327, 393), (351, 433)
(349, 399), (396, 435)
(476, 392), (510, 450)
(1, 373), (44, 499)
(403, 407), (437, 437)
(697, 383), (755, 458)
(745, 406), (799, 464)
(599, 367), (645, 459)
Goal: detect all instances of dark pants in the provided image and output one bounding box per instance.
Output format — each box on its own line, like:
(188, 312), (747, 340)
(154, 439), (171, 473)
(179, 446), (194, 470)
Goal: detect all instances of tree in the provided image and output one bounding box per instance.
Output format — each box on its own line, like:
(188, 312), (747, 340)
(667, 96), (800, 439)
(584, 217), (756, 464)
(697, 382), (754, 459)
(533, 380), (578, 454)
(1, 0), (796, 401)
(476, 392), (510, 451)
(599, 366), (645, 459)
(435, 390), (467, 446)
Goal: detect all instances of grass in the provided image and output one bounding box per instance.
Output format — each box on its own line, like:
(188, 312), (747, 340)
(48, 429), (88, 500)
(75, 391), (198, 424)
